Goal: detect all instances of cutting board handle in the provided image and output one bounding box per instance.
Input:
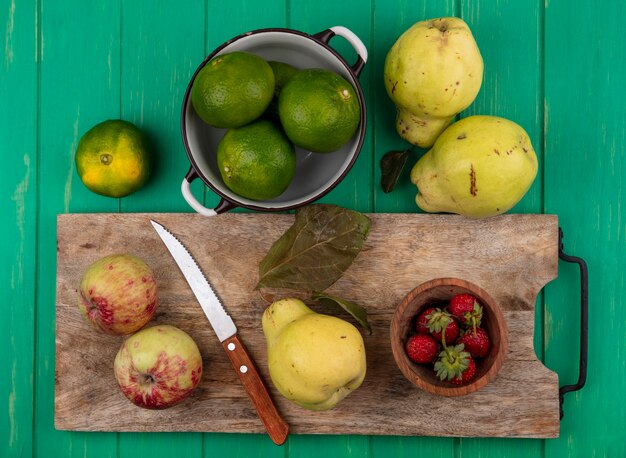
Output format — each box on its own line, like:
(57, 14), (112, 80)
(557, 227), (589, 419)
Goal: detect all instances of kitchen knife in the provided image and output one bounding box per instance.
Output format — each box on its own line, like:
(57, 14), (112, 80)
(150, 220), (289, 445)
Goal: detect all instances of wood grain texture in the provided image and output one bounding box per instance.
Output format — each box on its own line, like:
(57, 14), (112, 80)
(55, 212), (559, 438)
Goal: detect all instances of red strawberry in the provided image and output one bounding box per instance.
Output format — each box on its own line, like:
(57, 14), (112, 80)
(405, 334), (439, 364)
(449, 293), (483, 332)
(451, 356), (477, 385)
(434, 343), (476, 385)
(428, 311), (460, 344)
(415, 307), (437, 334)
(458, 327), (491, 358)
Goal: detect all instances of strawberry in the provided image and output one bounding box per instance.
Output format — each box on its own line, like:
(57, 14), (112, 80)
(415, 307), (437, 334)
(432, 317), (459, 344)
(450, 356), (477, 385)
(434, 343), (476, 385)
(405, 334), (439, 364)
(458, 327), (491, 358)
(424, 308), (459, 344)
(449, 293), (483, 333)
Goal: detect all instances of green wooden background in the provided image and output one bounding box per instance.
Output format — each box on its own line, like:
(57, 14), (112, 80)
(2, 0), (624, 456)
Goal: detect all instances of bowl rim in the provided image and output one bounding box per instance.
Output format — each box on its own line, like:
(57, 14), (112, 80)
(390, 277), (509, 397)
(180, 27), (367, 212)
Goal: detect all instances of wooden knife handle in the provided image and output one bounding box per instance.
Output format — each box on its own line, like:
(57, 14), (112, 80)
(221, 334), (289, 445)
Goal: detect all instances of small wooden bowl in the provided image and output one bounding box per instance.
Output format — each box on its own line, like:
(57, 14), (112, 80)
(390, 278), (509, 396)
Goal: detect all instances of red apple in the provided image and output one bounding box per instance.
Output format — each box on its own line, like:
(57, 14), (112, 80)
(78, 254), (157, 335)
(114, 325), (203, 409)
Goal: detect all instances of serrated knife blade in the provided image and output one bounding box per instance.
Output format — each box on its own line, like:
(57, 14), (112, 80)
(150, 220), (289, 445)
(150, 219), (236, 341)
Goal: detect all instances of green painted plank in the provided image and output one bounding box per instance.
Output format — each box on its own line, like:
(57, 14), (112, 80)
(35, 1), (121, 456)
(6, 1), (623, 457)
(289, 0), (374, 214)
(373, 0), (545, 217)
(372, 0), (456, 215)
(458, 0), (545, 455)
(117, 2), (206, 456)
(373, 437), (454, 458)
(205, 433), (287, 458)
(119, 0), (205, 214)
(200, 0), (291, 215)
(458, 438), (541, 458)
(119, 434), (202, 458)
(287, 435), (370, 458)
(461, 1), (543, 215)
(544, 0), (626, 456)
(371, 2), (456, 457)
(0, 0), (37, 456)
(200, 0), (288, 456)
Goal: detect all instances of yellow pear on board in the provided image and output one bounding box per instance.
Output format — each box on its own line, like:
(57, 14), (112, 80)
(262, 298), (366, 411)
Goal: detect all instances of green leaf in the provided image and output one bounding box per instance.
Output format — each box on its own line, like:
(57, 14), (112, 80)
(255, 204), (371, 291)
(380, 149), (410, 193)
(311, 292), (372, 334)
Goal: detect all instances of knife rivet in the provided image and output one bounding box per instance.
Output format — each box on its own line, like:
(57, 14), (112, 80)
(240, 365), (248, 373)
(227, 343), (236, 351)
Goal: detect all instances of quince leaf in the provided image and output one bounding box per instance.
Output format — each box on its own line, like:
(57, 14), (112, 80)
(255, 204), (371, 291)
(380, 149), (410, 193)
(311, 292), (372, 334)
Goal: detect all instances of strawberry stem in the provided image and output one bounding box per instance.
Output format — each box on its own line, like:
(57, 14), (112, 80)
(441, 320), (455, 363)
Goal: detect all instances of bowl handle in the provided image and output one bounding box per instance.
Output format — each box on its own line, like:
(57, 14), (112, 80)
(313, 26), (368, 77)
(181, 168), (238, 216)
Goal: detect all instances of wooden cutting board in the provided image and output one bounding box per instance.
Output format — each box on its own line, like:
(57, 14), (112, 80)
(55, 213), (560, 438)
